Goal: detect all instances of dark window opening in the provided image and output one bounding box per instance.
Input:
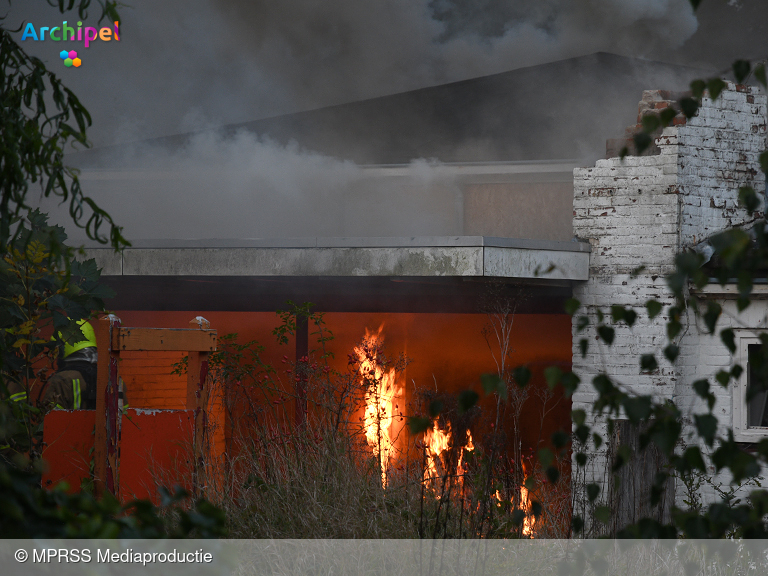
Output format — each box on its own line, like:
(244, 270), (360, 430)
(748, 343), (768, 427)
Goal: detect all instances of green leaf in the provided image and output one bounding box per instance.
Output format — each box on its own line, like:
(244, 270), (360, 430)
(738, 186), (760, 215)
(641, 114), (660, 132)
(592, 374), (615, 395)
(428, 400), (443, 418)
(623, 396), (652, 423)
(679, 97), (699, 119)
(481, 373), (508, 399)
(561, 371), (581, 397)
(586, 483), (600, 502)
(574, 424), (589, 444)
(707, 78), (727, 100)
(544, 366), (562, 390)
(594, 505), (611, 524)
(513, 366), (531, 388)
(407, 416), (432, 435)
(715, 370), (730, 387)
(597, 325), (615, 345)
(649, 416), (682, 455)
(640, 354), (658, 373)
(610, 305), (637, 326)
(593, 433), (603, 449)
(564, 297), (580, 316)
(633, 132), (653, 155)
(664, 344), (680, 362)
(457, 390), (479, 414)
(683, 446), (706, 472)
(732, 60), (751, 84)
(538, 448), (554, 468)
(579, 338), (588, 358)
(709, 227), (751, 268)
(576, 315), (589, 332)
(703, 302), (722, 334)
(551, 430), (570, 448)
(693, 379), (710, 399)
(720, 328), (736, 354)
(759, 151), (768, 174)
(659, 107), (677, 127)
(688, 0), (702, 9)
(614, 445), (633, 471)
(668, 317), (683, 340)
(646, 300), (663, 319)
(546, 466), (560, 484)
(690, 79), (706, 99)
(695, 414), (718, 447)
(619, 146), (629, 159)
(755, 64), (767, 88)
(511, 509), (526, 526)
(572, 409), (587, 426)
(575, 452), (587, 467)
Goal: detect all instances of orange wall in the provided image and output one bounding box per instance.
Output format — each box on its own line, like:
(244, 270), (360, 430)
(112, 311), (571, 458)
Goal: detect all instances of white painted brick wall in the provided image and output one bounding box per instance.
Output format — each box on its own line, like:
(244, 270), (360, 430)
(572, 83), (768, 517)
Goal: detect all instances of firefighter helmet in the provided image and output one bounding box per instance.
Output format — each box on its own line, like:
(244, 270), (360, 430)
(63, 319), (97, 358)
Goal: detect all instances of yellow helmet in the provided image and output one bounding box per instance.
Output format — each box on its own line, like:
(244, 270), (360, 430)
(63, 319), (97, 358)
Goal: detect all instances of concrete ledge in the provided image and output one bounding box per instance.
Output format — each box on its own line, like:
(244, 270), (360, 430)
(80, 249), (123, 276)
(104, 236), (590, 250)
(82, 237), (590, 281)
(693, 283), (768, 298)
(484, 246), (590, 281)
(121, 247), (485, 277)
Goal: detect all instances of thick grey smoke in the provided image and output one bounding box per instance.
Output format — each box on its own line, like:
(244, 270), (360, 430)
(12, 1), (768, 243)
(10, 0), (707, 146)
(39, 133), (469, 243)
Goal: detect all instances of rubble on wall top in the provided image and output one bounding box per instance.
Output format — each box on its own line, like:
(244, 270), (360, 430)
(606, 89), (690, 158)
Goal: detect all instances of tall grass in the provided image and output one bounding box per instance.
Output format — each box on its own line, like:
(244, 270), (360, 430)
(168, 304), (573, 538)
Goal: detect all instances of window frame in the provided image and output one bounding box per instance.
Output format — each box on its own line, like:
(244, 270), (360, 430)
(734, 330), (768, 442)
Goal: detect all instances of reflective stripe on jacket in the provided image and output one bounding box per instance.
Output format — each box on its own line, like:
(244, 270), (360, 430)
(72, 378), (81, 410)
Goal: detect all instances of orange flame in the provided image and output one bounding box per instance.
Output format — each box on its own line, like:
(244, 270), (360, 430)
(423, 423), (474, 495)
(520, 484), (535, 536)
(356, 326), (402, 487)
(495, 475), (536, 537)
(424, 421), (452, 481)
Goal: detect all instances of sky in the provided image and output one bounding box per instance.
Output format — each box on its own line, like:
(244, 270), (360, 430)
(7, 0), (768, 242)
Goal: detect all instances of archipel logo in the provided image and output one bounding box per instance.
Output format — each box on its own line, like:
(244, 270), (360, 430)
(20, 21), (120, 68)
(60, 50), (81, 68)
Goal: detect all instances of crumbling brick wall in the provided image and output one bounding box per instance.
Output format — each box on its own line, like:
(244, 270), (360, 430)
(571, 82), (767, 525)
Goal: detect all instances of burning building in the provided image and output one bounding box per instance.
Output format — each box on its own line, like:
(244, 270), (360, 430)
(42, 52), (729, 535)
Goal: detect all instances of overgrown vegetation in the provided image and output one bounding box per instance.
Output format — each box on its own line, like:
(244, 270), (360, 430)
(171, 301), (571, 539)
(0, 210), (112, 463)
(0, 1), (225, 538)
(0, 1), (128, 254)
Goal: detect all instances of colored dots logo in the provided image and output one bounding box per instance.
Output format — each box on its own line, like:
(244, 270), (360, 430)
(60, 49), (81, 68)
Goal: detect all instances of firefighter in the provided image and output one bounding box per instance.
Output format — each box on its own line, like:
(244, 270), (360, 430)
(42, 319), (98, 410)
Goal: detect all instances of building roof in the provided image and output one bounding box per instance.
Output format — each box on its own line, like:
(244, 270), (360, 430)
(72, 52), (709, 167)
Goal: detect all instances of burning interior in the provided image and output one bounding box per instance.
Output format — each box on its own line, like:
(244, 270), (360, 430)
(93, 276), (576, 537)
